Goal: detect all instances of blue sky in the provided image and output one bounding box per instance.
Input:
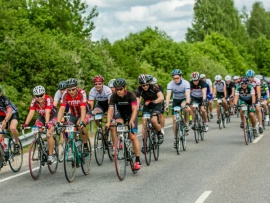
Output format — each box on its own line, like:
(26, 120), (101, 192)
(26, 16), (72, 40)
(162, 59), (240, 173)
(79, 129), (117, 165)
(87, 0), (270, 43)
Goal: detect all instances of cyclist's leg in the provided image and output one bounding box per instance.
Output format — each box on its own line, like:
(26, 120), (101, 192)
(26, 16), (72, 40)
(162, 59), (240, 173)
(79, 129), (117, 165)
(128, 116), (140, 169)
(93, 104), (104, 127)
(172, 99), (181, 135)
(9, 113), (19, 144)
(47, 115), (57, 157)
(255, 101), (263, 132)
(208, 93), (213, 117)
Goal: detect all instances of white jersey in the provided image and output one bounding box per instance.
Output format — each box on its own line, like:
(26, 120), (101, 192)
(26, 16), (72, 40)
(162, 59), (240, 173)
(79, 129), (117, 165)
(206, 78), (212, 86)
(167, 79), (190, 100)
(214, 80), (226, 93)
(54, 90), (62, 101)
(88, 85), (112, 101)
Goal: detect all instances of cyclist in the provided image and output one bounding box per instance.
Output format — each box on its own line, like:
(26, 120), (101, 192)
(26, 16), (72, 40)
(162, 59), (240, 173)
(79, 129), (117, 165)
(135, 74), (164, 147)
(233, 76), (241, 88)
(108, 79), (116, 93)
(225, 75), (235, 115)
(88, 75), (112, 127)
(165, 69), (191, 147)
(55, 78), (91, 156)
(0, 86), (20, 154)
(234, 77), (258, 137)
(190, 72), (208, 131)
(21, 86), (57, 164)
(246, 70), (263, 134)
(255, 75), (269, 122)
(53, 81), (67, 107)
(213, 75), (230, 124)
(105, 78), (141, 171)
(149, 76), (165, 135)
(200, 74), (214, 118)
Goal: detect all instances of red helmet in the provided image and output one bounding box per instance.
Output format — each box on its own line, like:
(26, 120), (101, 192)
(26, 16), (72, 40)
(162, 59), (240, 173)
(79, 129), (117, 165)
(93, 75), (104, 83)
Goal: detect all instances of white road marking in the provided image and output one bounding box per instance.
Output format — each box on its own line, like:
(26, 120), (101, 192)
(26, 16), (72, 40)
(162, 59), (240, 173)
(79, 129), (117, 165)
(252, 134), (264, 143)
(0, 170), (30, 183)
(195, 191), (212, 203)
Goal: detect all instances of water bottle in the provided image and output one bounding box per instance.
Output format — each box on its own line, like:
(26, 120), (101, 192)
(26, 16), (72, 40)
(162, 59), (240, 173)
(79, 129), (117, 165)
(76, 140), (82, 152)
(4, 138), (9, 152)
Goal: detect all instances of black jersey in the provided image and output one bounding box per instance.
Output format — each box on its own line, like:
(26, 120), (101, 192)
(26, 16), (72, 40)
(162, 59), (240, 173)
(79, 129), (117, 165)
(190, 80), (206, 98)
(226, 81), (235, 96)
(0, 95), (18, 116)
(135, 84), (160, 101)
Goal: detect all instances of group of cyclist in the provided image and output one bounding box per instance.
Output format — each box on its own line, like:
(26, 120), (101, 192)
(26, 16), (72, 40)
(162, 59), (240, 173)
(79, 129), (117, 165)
(0, 68), (269, 172)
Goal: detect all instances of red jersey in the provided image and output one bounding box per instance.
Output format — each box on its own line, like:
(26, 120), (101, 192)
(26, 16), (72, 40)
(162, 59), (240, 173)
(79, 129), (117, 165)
(29, 94), (56, 117)
(60, 88), (87, 117)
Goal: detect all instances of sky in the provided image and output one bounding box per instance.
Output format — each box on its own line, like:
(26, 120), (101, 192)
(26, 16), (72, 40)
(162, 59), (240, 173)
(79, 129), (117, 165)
(87, 0), (270, 43)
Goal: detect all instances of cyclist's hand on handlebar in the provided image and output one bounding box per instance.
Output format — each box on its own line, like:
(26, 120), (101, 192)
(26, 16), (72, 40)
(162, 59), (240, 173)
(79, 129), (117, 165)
(54, 122), (60, 128)
(165, 106), (169, 112)
(21, 123), (28, 130)
(45, 123), (53, 129)
(145, 100), (152, 106)
(79, 121), (86, 128)
(129, 122), (135, 130)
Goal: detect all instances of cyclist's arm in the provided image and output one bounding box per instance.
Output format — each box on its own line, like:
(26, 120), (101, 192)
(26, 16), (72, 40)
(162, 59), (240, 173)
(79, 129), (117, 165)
(209, 83), (213, 94)
(136, 97), (142, 110)
(231, 87), (235, 97)
(154, 92), (164, 104)
(256, 85), (261, 99)
(57, 106), (65, 123)
(25, 110), (35, 125)
(223, 85), (227, 98)
(165, 90), (172, 107)
(88, 100), (94, 111)
(234, 94), (239, 106)
(45, 109), (51, 124)
(80, 106), (86, 123)
(202, 87), (207, 100)
(185, 89), (191, 104)
(213, 87), (216, 98)
(106, 106), (114, 126)
(53, 100), (59, 108)
(129, 104), (138, 125)
(4, 107), (12, 122)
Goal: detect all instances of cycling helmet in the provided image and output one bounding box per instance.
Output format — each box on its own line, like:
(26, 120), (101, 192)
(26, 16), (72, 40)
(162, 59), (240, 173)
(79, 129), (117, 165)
(233, 75), (240, 80)
(33, 85), (45, 95)
(264, 76), (270, 83)
(245, 70), (255, 77)
(113, 78), (126, 88)
(191, 72), (200, 80)
(200, 74), (206, 79)
(66, 78), (78, 88)
(241, 77), (249, 84)
(171, 69), (182, 76)
(138, 74), (149, 84)
(108, 79), (116, 88)
(93, 75), (104, 83)
(255, 75), (263, 80)
(225, 75), (231, 81)
(58, 81), (67, 90)
(214, 75), (222, 81)
(151, 77), (158, 84)
(147, 75), (153, 82)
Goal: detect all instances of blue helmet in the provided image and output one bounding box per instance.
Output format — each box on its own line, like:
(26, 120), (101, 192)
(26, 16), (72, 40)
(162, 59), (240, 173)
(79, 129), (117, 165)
(171, 69), (182, 76)
(241, 77), (249, 84)
(245, 70), (255, 77)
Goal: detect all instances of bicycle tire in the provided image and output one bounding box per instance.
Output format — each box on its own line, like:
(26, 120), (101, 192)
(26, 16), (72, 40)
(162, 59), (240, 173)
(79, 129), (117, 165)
(175, 122), (181, 154)
(64, 138), (76, 182)
(106, 131), (114, 161)
(248, 123), (253, 143)
(243, 118), (248, 145)
(144, 129), (151, 166)
(152, 132), (159, 161)
(261, 109), (265, 130)
(8, 138), (23, 173)
(57, 131), (66, 162)
(114, 135), (126, 181)
(94, 130), (104, 166)
(129, 149), (137, 174)
(222, 113), (226, 128)
(81, 137), (92, 175)
(199, 119), (205, 141)
(206, 105), (210, 122)
(48, 137), (59, 174)
(28, 139), (42, 180)
(194, 114), (200, 143)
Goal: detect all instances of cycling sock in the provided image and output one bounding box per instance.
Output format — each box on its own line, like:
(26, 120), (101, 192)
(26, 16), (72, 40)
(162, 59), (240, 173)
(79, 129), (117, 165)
(136, 156), (140, 163)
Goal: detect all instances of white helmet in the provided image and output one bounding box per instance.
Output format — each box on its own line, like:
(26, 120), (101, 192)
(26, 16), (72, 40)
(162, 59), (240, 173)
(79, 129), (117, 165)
(225, 75), (231, 81)
(151, 77), (158, 84)
(255, 75), (263, 80)
(108, 79), (116, 88)
(33, 86), (45, 96)
(215, 75), (222, 81)
(233, 75), (240, 80)
(200, 74), (206, 79)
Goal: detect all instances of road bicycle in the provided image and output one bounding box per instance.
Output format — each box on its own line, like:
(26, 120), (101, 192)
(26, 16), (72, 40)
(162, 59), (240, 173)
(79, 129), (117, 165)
(57, 123), (91, 182)
(260, 103), (266, 130)
(205, 99), (211, 122)
(240, 104), (254, 145)
(0, 123), (23, 172)
(214, 98), (226, 129)
(113, 123), (137, 181)
(93, 113), (113, 166)
(23, 126), (59, 180)
(141, 111), (160, 166)
(192, 102), (205, 143)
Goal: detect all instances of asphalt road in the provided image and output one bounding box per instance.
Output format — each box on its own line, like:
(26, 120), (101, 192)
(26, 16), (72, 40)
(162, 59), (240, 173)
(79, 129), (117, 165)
(0, 115), (270, 203)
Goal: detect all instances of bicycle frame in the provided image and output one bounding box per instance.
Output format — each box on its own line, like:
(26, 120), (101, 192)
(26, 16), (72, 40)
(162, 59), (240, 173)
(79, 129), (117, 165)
(241, 105), (253, 145)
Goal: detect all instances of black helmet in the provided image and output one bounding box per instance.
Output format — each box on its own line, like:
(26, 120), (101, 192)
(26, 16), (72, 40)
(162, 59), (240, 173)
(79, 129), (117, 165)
(58, 81), (67, 90)
(66, 78), (78, 88)
(138, 74), (149, 84)
(113, 78), (126, 88)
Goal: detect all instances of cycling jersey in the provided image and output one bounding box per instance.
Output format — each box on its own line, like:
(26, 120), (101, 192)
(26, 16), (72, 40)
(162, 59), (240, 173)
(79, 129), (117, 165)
(54, 90), (62, 102)
(249, 77), (260, 94)
(0, 95), (18, 116)
(190, 80), (206, 98)
(135, 84), (160, 101)
(29, 94), (56, 117)
(167, 79), (190, 100)
(260, 81), (268, 96)
(205, 79), (212, 94)
(226, 81), (235, 96)
(88, 85), (112, 112)
(235, 85), (255, 102)
(214, 80), (226, 93)
(60, 89), (88, 117)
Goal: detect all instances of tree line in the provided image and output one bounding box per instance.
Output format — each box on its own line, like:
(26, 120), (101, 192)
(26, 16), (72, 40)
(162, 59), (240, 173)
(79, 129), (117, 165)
(0, 0), (270, 124)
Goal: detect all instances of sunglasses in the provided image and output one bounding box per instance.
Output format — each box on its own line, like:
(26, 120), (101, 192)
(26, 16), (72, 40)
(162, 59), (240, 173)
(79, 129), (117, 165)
(216, 80), (221, 82)
(141, 84), (149, 87)
(173, 77), (181, 80)
(35, 94), (44, 98)
(116, 87), (124, 92)
(95, 83), (102, 86)
(248, 77), (254, 79)
(241, 82), (248, 85)
(193, 80), (199, 82)
(67, 88), (77, 92)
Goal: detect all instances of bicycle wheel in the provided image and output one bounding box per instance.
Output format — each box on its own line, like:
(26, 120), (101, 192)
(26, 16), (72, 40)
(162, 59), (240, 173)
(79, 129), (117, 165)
(94, 130), (104, 166)
(64, 138), (76, 182)
(143, 129), (151, 166)
(243, 118), (248, 145)
(114, 135), (126, 181)
(199, 120), (205, 141)
(8, 138), (23, 172)
(194, 115), (200, 143)
(152, 132), (159, 161)
(106, 131), (114, 161)
(29, 139), (42, 180)
(206, 105), (210, 122)
(222, 113), (226, 128)
(261, 109), (265, 130)
(129, 149), (137, 174)
(56, 131), (66, 162)
(48, 137), (59, 174)
(175, 122), (181, 154)
(248, 123), (253, 143)
(181, 130), (187, 151)
(81, 138), (92, 175)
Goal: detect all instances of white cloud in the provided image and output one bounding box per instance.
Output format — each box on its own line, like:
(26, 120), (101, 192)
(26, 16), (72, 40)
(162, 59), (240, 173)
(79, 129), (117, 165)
(88, 0), (270, 43)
